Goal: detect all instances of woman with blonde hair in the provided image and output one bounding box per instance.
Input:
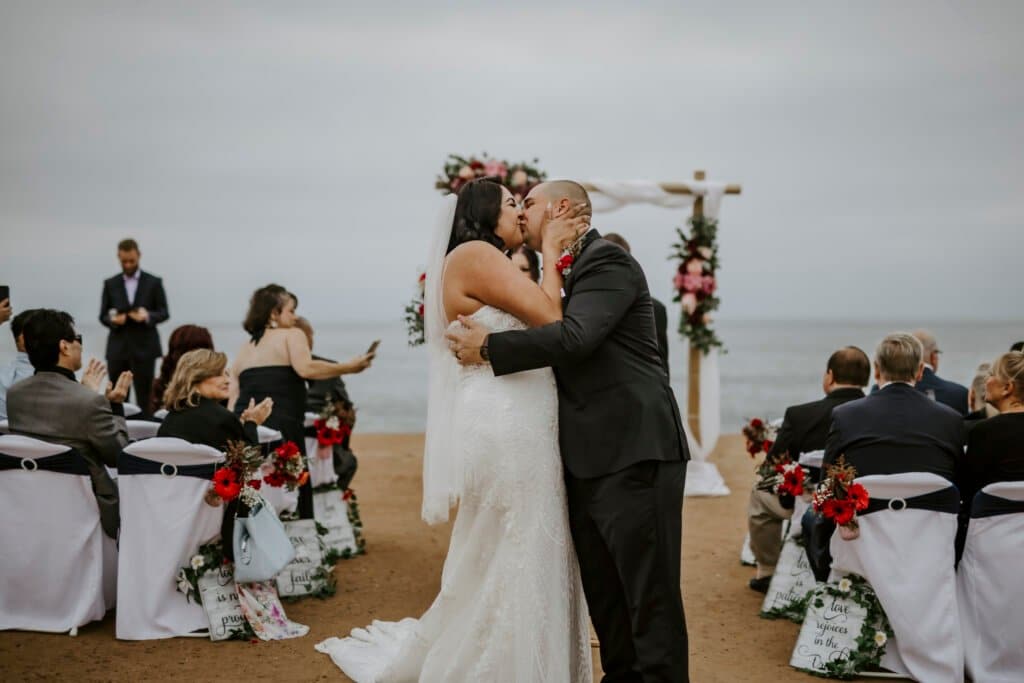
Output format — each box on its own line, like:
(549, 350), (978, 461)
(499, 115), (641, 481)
(158, 349), (272, 452)
(961, 351), (1024, 506)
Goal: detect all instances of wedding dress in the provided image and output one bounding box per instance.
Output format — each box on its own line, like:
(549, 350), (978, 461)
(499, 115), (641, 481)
(316, 305), (592, 682)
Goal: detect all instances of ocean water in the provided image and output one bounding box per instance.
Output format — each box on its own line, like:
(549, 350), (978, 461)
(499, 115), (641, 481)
(1, 319), (1019, 433)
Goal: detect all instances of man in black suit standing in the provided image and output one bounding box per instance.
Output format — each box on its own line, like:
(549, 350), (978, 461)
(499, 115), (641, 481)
(603, 232), (671, 378)
(99, 239), (169, 414)
(824, 332), (963, 481)
(448, 180), (690, 682)
(912, 329), (969, 415)
(747, 346), (869, 593)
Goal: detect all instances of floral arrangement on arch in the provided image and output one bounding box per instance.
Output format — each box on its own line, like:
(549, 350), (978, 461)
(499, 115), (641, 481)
(812, 455), (870, 540)
(405, 272), (426, 346)
(670, 214), (723, 354)
(435, 153), (547, 200)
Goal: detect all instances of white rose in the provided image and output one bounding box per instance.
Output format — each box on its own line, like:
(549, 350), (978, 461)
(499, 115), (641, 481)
(190, 555), (205, 571)
(698, 246), (713, 260)
(873, 631), (887, 647)
(837, 577), (852, 593)
(511, 169), (528, 187)
(458, 165), (475, 180)
(326, 416), (340, 430)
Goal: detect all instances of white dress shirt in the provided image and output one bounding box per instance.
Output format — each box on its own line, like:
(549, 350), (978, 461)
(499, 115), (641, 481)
(0, 352), (35, 420)
(123, 271), (140, 307)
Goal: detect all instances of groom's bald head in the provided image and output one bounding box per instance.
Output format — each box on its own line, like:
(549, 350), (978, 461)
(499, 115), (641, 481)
(533, 180), (592, 218)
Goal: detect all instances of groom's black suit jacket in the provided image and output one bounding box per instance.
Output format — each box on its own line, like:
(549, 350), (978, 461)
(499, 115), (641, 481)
(488, 231), (690, 479)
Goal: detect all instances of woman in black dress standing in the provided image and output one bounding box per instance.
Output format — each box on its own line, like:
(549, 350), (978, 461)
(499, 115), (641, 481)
(230, 284), (375, 518)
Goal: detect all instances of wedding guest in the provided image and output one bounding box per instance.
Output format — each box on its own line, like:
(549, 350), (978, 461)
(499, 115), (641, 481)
(965, 362), (999, 432)
(912, 329), (969, 415)
(158, 349), (271, 450)
(99, 238), (170, 414)
(0, 298), (10, 326)
(0, 309), (37, 420)
(230, 285), (374, 519)
(824, 333), (963, 481)
(295, 317), (358, 490)
(149, 324), (215, 414)
(604, 232), (670, 376)
(960, 351), (1024, 507)
(511, 246), (541, 283)
(746, 346), (869, 593)
(1011, 341), (1024, 352)
(7, 309), (132, 539)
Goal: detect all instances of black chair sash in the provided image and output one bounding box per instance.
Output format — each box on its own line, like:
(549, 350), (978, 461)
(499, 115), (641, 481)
(861, 486), (960, 516)
(303, 425), (317, 438)
(118, 452), (217, 480)
(971, 491), (1024, 519)
(0, 448), (90, 475)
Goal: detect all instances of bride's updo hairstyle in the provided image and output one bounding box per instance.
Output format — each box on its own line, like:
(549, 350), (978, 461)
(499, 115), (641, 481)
(446, 178), (506, 255)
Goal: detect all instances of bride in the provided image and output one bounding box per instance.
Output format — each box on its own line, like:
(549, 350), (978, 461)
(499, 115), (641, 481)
(316, 178), (592, 682)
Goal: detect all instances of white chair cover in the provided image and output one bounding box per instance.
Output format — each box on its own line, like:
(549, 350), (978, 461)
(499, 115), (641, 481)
(828, 472), (962, 682)
(153, 409), (168, 421)
(797, 449), (824, 470)
(115, 437), (225, 640)
(0, 435), (110, 632)
(123, 402), (142, 417)
(957, 481), (1024, 683)
(0, 419), (9, 434)
(126, 419), (161, 442)
(257, 426), (282, 444)
(305, 412), (338, 489)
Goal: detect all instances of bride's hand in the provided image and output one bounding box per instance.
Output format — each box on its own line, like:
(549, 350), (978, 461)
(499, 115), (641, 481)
(541, 203), (590, 254)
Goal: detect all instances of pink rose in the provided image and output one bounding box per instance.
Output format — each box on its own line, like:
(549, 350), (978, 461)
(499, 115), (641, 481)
(701, 275), (716, 295)
(484, 160), (508, 179)
(681, 293), (698, 315)
(685, 259), (704, 275)
(458, 165), (475, 180)
(511, 169), (528, 186)
(697, 246), (713, 260)
(682, 273), (704, 293)
(673, 272), (685, 291)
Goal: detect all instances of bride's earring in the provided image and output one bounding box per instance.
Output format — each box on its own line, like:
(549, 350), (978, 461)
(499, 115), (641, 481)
(269, 318), (278, 329)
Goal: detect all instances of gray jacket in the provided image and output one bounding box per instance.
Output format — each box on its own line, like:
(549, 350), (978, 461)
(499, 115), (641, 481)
(7, 369), (127, 538)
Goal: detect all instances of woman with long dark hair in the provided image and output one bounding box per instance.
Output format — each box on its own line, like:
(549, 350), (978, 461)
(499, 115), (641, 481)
(150, 324), (214, 414)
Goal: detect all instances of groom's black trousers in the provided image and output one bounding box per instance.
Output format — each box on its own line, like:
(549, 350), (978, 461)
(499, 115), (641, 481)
(566, 459), (688, 683)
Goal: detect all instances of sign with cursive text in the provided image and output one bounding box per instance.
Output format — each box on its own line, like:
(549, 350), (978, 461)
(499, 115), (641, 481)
(790, 586), (868, 674)
(761, 536), (818, 621)
(314, 490), (357, 555)
(197, 565), (248, 641)
(275, 519), (327, 597)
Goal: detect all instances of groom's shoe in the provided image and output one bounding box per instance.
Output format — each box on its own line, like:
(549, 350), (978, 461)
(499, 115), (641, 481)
(748, 576), (772, 594)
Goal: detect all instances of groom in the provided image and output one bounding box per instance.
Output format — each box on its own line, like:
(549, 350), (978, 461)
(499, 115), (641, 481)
(447, 180), (691, 682)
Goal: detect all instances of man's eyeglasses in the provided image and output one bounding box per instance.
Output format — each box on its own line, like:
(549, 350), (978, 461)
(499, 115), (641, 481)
(64, 334), (83, 345)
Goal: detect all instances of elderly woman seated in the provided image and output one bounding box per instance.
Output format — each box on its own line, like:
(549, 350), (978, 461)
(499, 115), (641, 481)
(157, 349), (271, 451)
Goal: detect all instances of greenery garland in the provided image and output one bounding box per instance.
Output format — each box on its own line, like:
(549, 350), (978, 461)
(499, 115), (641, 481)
(670, 214), (724, 354)
(800, 574), (894, 680)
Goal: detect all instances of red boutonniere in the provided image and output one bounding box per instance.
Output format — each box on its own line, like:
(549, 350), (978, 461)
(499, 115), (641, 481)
(555, 253), (574, 276)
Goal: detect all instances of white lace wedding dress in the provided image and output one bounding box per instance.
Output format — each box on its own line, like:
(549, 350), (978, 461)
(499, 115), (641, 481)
(316, 306), (592, 682)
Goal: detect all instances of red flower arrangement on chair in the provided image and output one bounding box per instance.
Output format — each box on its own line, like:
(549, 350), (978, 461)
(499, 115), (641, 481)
(812, 455), (870, 540)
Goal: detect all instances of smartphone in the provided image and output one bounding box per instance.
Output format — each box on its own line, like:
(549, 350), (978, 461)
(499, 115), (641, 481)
(0, 285), (9, 304)
(366, 340), (381, 355)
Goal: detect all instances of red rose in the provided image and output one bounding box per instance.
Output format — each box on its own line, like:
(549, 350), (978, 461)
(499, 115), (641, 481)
(847, 483), (870, 511)
(556, 254), (574, 275)
(342, 489), (353, 501)
(274, 441), (301, 460)
(418, 272), (426, 283)
(821, 498), (840, 519)
(212, 467), (241, 501)
(762, 439), (774, 453)
(469, 160), (484, 170)
(264, 470), (286, 488)
(750, 418), (764, 429)
(247, 479), (262, 490)
(417, 304), (425, 317)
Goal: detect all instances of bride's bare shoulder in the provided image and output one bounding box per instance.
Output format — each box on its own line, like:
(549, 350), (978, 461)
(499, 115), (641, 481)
(445, 241), (505, 272)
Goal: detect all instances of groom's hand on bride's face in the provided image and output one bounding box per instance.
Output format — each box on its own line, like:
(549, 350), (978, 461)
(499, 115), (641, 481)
(445, 315), (490, 366)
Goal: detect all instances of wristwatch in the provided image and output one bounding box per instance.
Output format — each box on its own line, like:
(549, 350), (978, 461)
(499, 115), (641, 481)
(480, 336), (490, 362)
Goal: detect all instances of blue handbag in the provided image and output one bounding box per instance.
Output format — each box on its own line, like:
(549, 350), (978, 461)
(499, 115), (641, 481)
(232, 497), (296, 583)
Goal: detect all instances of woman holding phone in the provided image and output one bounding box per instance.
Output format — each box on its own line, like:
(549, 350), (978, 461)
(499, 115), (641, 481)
(230, 284), (375, 519)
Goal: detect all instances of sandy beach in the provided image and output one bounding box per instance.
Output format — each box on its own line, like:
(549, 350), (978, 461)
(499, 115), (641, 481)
(0, 433), (815, 682)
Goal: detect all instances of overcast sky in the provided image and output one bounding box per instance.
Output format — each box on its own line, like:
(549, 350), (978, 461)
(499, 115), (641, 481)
(1, 1), (1021, 329)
